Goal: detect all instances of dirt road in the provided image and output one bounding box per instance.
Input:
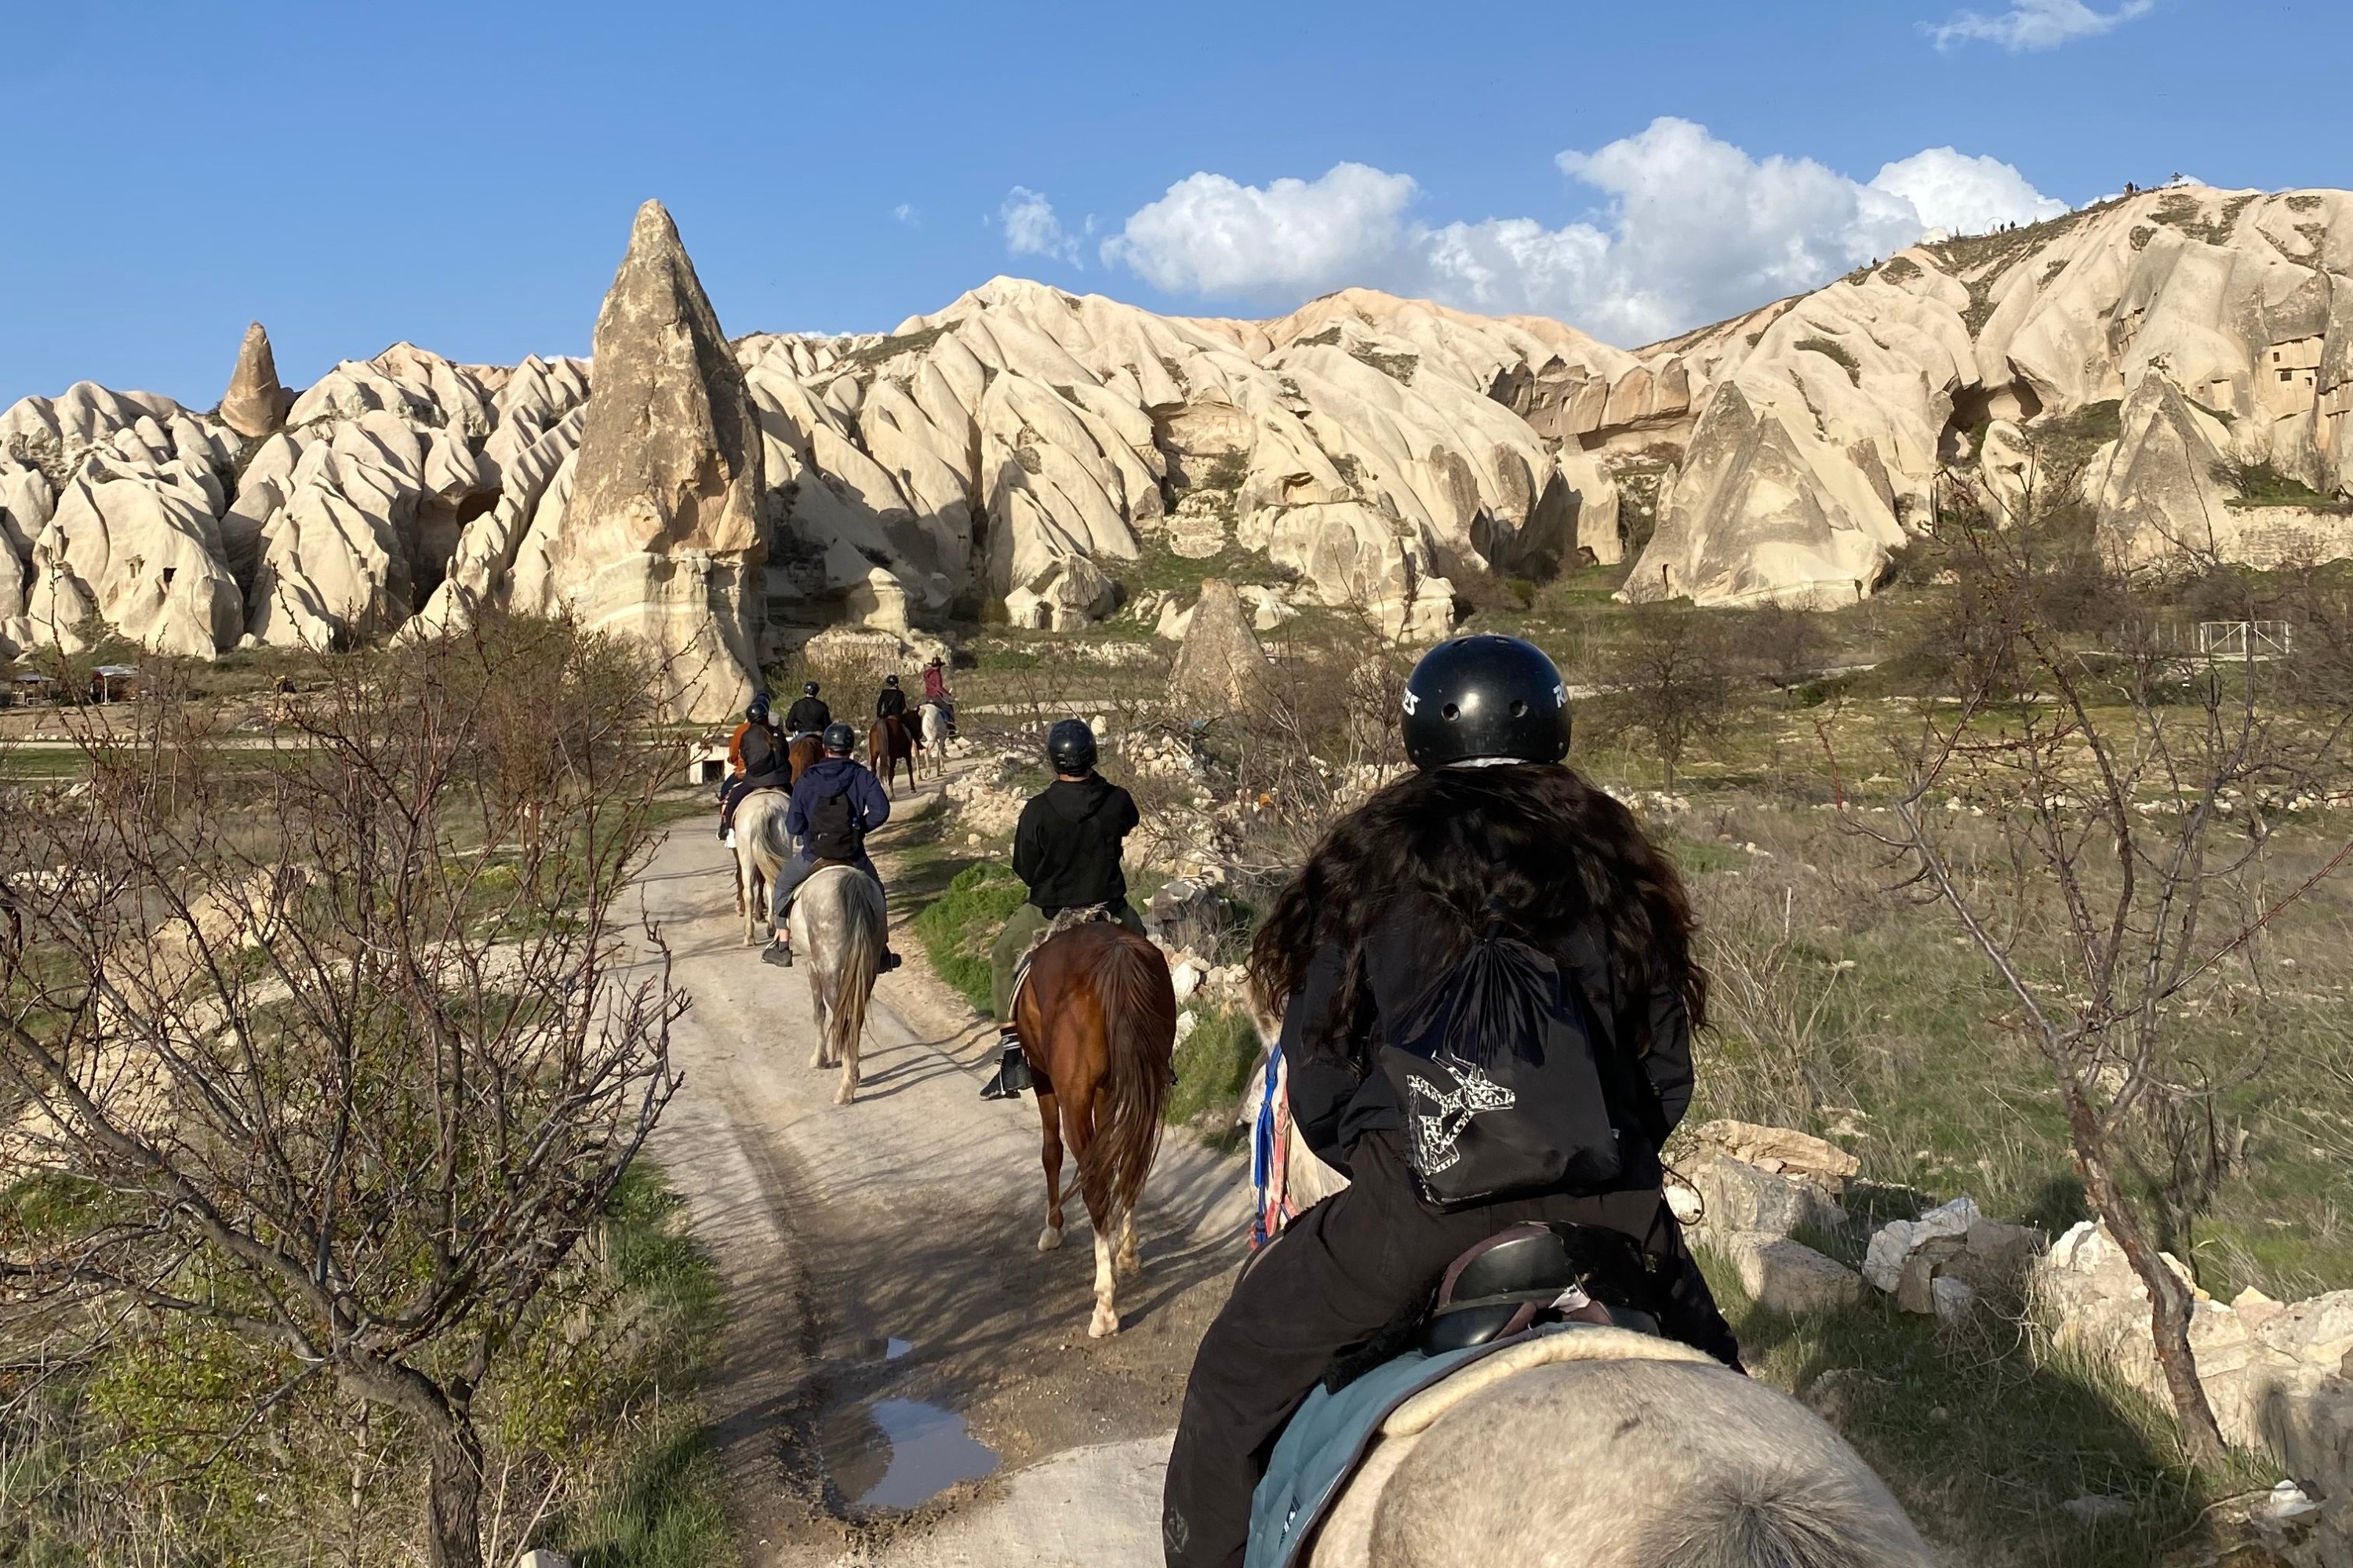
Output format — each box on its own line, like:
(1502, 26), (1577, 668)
(626, 784), (1250, 1566)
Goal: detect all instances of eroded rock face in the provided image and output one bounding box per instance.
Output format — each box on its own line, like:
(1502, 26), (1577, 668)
(1168, 577), (1274, 715)
(1626, 187), (2353, 605)
(518, 200), (764, 721)
(218, 322), (289, 440)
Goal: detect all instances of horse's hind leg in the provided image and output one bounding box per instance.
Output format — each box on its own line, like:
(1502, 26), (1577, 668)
(1036, 1088), (1066, 1252)
(808, 975), (832, 1069)
(1114, 1204), (1141, 1280)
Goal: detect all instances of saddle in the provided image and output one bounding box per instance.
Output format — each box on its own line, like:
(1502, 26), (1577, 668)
(1006, 902), (1118, 1020)
(1246, 1225), (1682, 1568)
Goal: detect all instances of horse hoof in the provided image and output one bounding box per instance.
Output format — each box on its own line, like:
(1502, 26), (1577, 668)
(1038, 1226), (1062, 1252)
(1115, 1254), (1142, 1280)
(1089, 1307), (1120, 1338)
(835, 1086), (856, 1106)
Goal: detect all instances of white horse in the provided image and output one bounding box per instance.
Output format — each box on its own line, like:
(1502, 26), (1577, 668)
(1305, 1329), (1933, 1568)
(731, 789), (795, 947)
(1259, 1130), (1931, 1568)
(916, 701), (949, 781)
(787, 864), (886, 1104)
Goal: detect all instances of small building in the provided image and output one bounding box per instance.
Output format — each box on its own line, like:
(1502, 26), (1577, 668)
(3, 673), (56, 709)
(89, 665), (140, 704)
(689, 739), (729, 787)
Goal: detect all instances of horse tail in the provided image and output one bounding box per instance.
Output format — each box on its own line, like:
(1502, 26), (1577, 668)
(1077, 929), (1176, 1222)
(827, 870), (886, 1070)
(755, 795), (795, 872)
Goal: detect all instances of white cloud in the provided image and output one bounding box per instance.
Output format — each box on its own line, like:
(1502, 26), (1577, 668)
(1100, 164), (1417, 299)
(1000, 187), (1079, 266)
(893, 202), (919, 227)
(1929, 0), (2154, 52)
(1870, 147), (2070, 235)
(1100, 118), (2071, 345)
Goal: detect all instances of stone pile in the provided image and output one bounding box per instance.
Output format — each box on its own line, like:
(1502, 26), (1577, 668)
(2038, 1221), (2353, 1556)
(1860, 1196), (2044, 1324)
(1669, 1119), (1866, 1317)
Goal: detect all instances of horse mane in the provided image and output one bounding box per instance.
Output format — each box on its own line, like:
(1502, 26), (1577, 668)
(1073, 925), (1174, 1222)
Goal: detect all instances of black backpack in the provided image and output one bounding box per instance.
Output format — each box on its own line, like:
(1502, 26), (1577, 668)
(1374, 922), (1641, 1207)
(804, 786), (863, 862)
(740, 722), (781, 777)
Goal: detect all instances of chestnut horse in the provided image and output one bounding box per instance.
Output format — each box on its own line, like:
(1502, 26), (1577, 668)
(730, 734), (827, 944)
(869, 712), (915, 797)
(1014, 919), (1176, 1337)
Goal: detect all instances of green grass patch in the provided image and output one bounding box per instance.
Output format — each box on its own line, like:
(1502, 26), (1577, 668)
(1166, 1006), (1260, 1126)
(551, 1418), (733, 1568)
(2215, 460), (2348, 512)
(913, 862), (1029, 1015)
(1796, 337), (1860, 382)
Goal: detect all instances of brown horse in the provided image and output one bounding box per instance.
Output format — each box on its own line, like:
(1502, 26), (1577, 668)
(869, 712), (915, 796)
(1013, 919), (1176, 1337)
(786, 732), (823, 785)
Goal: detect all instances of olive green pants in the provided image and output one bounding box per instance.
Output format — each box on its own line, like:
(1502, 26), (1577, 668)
(991, 898), (1147, 1021)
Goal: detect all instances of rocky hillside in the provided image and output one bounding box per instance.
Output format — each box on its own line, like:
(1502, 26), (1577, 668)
(5, 183), (2350, 680)
(1622, 184), (2353, 605)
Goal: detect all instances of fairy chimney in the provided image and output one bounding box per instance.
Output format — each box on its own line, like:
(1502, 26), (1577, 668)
(540, 200), (766, 722)
(1169, 577), (1275, 716)
(217, 322), (289, 439)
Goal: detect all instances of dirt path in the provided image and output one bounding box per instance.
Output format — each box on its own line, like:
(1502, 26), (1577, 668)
(626, 778), (1249, 1566)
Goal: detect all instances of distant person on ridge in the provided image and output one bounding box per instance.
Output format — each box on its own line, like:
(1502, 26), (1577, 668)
(718, 695), (787, 842)
(784, 681), (831, 737)
(978, 719), (1143, 1101)
(763, 722), (901, 972)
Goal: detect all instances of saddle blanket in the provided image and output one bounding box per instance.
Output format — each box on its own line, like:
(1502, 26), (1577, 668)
(1246, 1324), (1716, 1568)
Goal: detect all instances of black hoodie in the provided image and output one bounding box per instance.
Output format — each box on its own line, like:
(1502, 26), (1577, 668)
(1013, 774), (1140, 913)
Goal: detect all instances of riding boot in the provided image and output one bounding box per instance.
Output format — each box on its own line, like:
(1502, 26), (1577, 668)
(880, 950), (904, 973)
(979, 1031), (1031, 1099)
(762, 934), (794, 968)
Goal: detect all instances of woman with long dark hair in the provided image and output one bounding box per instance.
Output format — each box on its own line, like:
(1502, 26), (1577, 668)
(1161, 635), (1740, 1568)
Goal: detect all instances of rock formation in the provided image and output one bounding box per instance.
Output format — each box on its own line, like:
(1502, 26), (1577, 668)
(12, 182), (2353, 664)
(1167, 578), (1274, 715)
(217, 322), (289, 440)
(1622, 185), (2353, 606)
(513, 200), (764, 721)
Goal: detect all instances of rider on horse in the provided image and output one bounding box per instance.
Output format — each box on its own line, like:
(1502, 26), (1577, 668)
(922, 655), (955, 736)
(875, 673), (908, 722)
(762, 722), (901, 973)
(783, 680), (831, 738)
(1159, 635), (1741, 1568)
(717, 693), (788, 842)
(978, 718), (1144, 1100)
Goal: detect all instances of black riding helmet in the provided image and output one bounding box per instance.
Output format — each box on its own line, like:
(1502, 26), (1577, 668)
(1046, 718), (1097, 775)
(885, 674), (900, 687)
(803, 680), (820, 697)
(1401, 634), (1571, 769)
(821, 722), (856, 755)
(747, 693), (770, 721)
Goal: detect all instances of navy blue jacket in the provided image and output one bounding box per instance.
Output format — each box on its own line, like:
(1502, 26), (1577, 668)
(787, 756), (892, 860)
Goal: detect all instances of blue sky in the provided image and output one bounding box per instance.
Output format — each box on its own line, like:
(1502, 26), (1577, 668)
(0, 0), (2336, 408)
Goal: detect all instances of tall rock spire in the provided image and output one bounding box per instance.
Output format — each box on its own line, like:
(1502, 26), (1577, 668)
(544, 199), (766, 720)
(218, 322), (289, 439)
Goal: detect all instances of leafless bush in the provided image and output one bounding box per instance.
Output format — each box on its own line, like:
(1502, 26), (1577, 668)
(0, 615), (686, 1567)
(1849, 472), (2353, 1467)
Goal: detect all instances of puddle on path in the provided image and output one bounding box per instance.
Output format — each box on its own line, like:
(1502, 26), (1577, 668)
(851, 1399), (999, 1509)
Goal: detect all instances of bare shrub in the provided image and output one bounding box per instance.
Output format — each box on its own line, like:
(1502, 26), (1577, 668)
(0, 615), (686, 1567)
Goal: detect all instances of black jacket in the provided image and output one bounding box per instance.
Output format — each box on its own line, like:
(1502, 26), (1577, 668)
(784, 695), (831, 734)
(1013, 775), (1140, 914)
(1279, 892), (1693, 1186)
(876, 687), (907, 719)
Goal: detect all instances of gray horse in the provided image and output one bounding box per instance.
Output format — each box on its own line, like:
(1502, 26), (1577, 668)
(787, 864), (886, 1105)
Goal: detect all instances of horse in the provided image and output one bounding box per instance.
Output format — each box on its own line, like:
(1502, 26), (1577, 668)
(1013, 919), (1176, 1337)
(915, 700), (950, 780)
(869, 711), (915, 796)
(1300, 1331), (1933, 1567)
(787, 864), (886, 1104)
(1253, 1098), (1931, 1568)
(727, 736), (827, 946)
